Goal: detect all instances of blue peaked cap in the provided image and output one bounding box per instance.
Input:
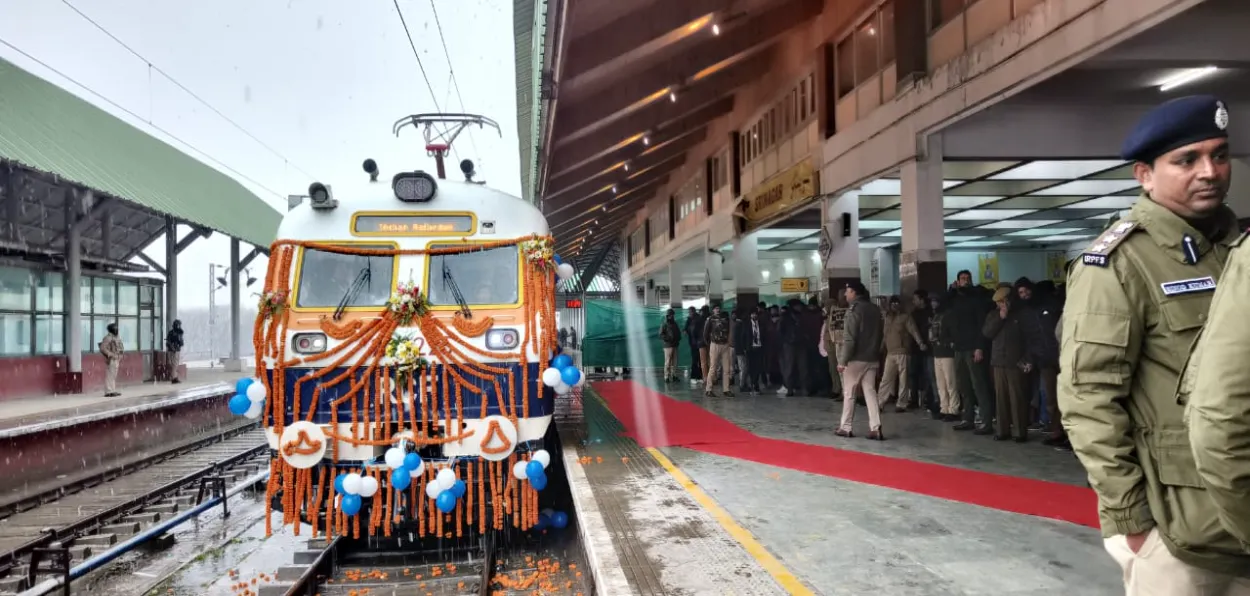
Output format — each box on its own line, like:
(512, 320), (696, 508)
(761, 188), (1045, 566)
(1120, 95), (1230, 163)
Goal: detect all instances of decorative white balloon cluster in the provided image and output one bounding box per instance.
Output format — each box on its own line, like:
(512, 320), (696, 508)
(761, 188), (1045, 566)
(541, 353), (585, 396)
(228, 377), (266, 419)
(333, 470), (380, 516)
(512, 449), (552, 491)
(424, 467), (467, 513)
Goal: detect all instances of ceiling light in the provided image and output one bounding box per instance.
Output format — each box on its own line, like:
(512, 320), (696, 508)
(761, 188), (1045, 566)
(642, 136), (650, 146)
(669, 90), (678, 103)
(1159, 66), (1218, 92)
(712, 23), (720, 35)
(623, 162), (630, 172)
(612, 185), (618, 194)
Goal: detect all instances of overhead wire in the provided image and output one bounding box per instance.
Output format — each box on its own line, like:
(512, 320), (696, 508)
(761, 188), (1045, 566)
(58, 0), (317, 183)
(0, 36), (286, 200)
(392, 0), (460, 163)
(427, 0), (482, 164)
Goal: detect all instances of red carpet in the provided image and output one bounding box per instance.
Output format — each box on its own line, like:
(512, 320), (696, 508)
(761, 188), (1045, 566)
(593, 380), (1099, 528)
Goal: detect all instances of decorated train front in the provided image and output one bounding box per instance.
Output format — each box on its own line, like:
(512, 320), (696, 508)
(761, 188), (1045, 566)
(224, 167), (583, 539)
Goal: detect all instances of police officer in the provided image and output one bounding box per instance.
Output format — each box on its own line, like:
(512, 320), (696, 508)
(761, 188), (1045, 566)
(1059, 94), (1250, 593)
(1184, 224), (1250, 559)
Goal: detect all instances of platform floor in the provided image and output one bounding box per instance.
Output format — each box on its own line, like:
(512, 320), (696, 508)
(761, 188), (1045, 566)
(0, 367), (240, 430)
(561, 379), (1120, 596)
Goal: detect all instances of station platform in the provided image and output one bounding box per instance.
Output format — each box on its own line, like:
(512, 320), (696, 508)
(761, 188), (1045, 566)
(559, 378), (1121, 596)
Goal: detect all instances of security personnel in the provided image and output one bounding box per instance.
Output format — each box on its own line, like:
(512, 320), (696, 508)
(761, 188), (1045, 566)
(1183, 230), (1250, 557)
(1059, 94), (1250, 593)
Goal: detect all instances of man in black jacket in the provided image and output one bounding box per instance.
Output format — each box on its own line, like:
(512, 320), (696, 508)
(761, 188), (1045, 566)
(165, 320), (185, 384)
(947, 271), (995, 434)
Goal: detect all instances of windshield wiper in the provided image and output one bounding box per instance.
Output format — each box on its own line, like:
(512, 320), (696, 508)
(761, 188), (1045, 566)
(442, 262), (472, 319)
(332, 260), (372, 321)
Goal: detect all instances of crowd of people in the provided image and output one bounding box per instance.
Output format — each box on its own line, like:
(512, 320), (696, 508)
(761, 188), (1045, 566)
(657, 271), (1068, 446)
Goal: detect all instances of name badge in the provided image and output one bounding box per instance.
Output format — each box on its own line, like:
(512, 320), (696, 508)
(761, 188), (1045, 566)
(1160, 277), (1216, 296)
(1082, 253), (1109, 267)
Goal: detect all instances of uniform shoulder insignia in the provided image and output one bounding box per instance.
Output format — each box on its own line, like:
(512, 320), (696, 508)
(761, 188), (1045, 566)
(1081, 220), (1139, 267)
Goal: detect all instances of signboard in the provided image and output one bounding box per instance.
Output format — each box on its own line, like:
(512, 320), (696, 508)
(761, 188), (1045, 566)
(743, 161), (818, 225)
(353, 213), (474, 235)
(818, 226), (832, 266)
(565, 299), (583, 309)
(780, 278), (810, 293)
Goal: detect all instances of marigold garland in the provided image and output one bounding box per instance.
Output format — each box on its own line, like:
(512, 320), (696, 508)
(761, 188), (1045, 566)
(255, 235), (560, 540)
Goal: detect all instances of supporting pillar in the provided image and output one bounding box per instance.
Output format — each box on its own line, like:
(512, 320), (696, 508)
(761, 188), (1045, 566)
(667, 260), (683, 310)
(226, 238), (243, 372)
(164, 217), (179, 330)
(705, 248), (724, 306)
(822, 191), (862, 302)
(731, 232), (759, 316)
(899, 134), (947, 296)
(64, 205), (84, 392)
(99, 208), (112, 261)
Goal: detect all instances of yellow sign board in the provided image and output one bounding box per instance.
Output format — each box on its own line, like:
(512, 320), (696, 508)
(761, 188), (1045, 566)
(780, 278), (810, 293)
(744, 161), (818, 224)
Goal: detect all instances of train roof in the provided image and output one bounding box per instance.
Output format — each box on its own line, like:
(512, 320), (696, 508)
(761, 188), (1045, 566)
(276, 171), (549, 243)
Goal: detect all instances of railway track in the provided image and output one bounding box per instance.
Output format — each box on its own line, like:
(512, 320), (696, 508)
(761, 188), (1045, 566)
(0, 425), (270, 595)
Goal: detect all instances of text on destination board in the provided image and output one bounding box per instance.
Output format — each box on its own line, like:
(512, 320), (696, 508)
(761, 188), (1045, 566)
(353, 214), (474, 235)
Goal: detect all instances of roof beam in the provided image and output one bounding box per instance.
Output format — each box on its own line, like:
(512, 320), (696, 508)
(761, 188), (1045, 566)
(135, 252), (165, 275)
(175, 225), (211, 254)
(121, 227), (166, 262)
(551, 95), (735, 175)
(239, 246), (263, 270)
(546, 128), (708, 198)
(578, 239), (619, 290)
(562, 0), (730, 89)
(547, 152), (688, 215)
(549, 173), (670, 221)
(557, 51), (769, 146)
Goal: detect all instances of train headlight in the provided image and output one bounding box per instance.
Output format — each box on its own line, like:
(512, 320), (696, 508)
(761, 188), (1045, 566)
(292, 333), (328, 354)
(308, 182), (337, 210)
(485, 329), (520, 351)
(393, 171), (437, 203)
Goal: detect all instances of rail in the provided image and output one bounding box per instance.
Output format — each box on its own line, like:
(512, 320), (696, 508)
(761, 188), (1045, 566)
(20, 469), (271, 596)
(0, 427), (267, 578)
(281, 537), (342, 596)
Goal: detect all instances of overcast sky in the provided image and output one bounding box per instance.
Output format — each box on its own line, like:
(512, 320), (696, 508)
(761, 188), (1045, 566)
(1, 0), (521, 308)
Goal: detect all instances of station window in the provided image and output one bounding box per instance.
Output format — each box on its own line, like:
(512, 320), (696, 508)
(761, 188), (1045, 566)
(117, 281), (138, 316)
(929, 0), (965, 31)
(835, 38), (855, 98)
(34, 271), (62, 312)
(854, 18), (879, 87)
(0, 267), (31, 311)
(138, 313), (153, 352)
(0, 313), (30, 356)
(34, 314), (63, 355)
(881, 0), (896, 65)
(93, 279), (116, 316)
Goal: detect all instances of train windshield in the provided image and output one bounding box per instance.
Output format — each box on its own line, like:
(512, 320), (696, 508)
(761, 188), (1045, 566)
(295, 246), (395, 308)
(427, 245), (519, 306)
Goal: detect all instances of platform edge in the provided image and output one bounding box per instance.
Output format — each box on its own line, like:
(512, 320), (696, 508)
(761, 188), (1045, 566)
(563, 442), (636, 596)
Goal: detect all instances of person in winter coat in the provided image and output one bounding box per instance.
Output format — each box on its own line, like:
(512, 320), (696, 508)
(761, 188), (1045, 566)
(659, 309), (681, 382)
(983, 287), (1045, 442)
(928, 294), (960, 421)
(683, 306), (703, 384)
(702, 304), (734, 398)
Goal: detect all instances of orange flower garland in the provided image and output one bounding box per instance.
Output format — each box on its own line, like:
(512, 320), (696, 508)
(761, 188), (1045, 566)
(255, 235), (560, 540)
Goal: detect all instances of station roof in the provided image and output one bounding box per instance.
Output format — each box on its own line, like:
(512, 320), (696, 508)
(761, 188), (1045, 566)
(0, 56), (281, 252)
(516, 0), (814, 279)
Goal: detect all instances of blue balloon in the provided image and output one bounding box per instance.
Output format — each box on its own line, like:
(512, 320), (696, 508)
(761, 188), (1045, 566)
(334, 474), (348, 495)
(560, 366), (581, 386)
(551, 511), (569, 529)
(533, 515), (550, 531)
(436, 490), (457, 513)
(391, 468), (411, 491)
(530, 473), (548, 491)
(403, 452), (422, 471)
(451, 479), (466, 499)
(235, 377), (254, 395)
(228, 394), (251, 415)
(554, 254), (563, 265)
(525, 460), (545, 480)
(551, 354), (573, 370)
(341, 493), (362, 516)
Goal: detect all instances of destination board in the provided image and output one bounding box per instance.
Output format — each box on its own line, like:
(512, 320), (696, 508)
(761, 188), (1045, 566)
(353, 214), (474, 235)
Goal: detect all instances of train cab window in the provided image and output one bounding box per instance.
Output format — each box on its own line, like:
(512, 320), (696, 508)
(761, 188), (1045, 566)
(427, 245), (520, 307)
(295, 246), (395, 308)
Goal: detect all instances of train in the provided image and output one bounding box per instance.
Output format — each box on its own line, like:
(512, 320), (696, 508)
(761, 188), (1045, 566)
(246, 115), (575, 541)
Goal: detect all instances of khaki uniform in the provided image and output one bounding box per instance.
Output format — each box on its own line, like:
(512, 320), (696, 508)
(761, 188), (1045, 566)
(824, 306), (847, 395)
(1060, 196), (1250, 582)
(1182, 229), (1250, 551)
(99, 333), (124, 394)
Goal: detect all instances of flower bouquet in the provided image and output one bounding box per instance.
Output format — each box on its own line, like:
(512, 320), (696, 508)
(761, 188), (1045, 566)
(258, 290), (288, 319)
(519, 237), (556, 271)
(387, 281), (429, 325)
(381, 332), (430, 392)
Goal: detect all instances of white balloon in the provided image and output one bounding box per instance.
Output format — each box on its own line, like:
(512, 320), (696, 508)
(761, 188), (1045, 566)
(541, 508), (554, 517)
(512, 460), (528, 480)
(246, 382), (267, 402)
(436, 468), (456, 490)
(541, 367), (563, 388)
(425, 480), (442, 499)
(384, 447), (405, 470)
(358, 476), (379, 498)
(556, 262), (575, 280)
(408, 459), (426, 477)
(555, 382), (571, 395)
(575, 372), (587, 387)
(342, 473), (362, 495)
(533, 449), (551, 469)
(243, 401), (263, 419)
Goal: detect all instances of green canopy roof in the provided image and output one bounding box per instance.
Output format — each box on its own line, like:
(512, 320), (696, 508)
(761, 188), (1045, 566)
(0, 56), (281, 248)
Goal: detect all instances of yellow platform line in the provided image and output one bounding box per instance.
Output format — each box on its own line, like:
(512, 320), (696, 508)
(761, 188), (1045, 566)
(645, 446), (816, 596)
